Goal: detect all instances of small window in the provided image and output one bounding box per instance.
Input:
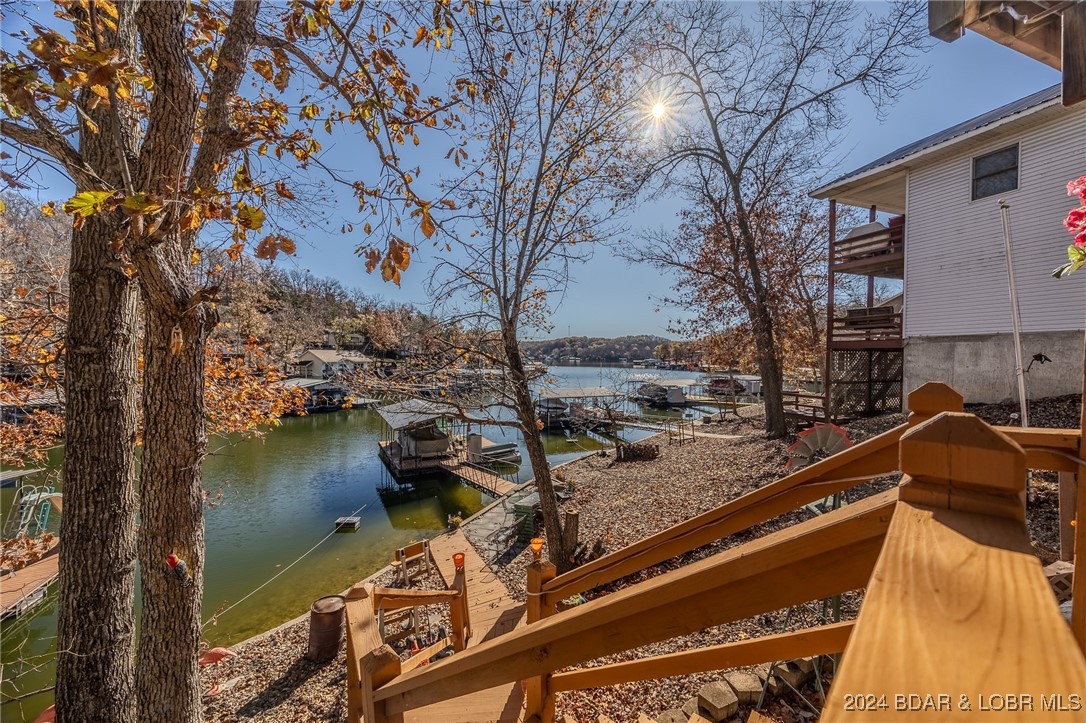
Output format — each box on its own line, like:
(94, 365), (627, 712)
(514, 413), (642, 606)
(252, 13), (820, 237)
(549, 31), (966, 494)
(972, 144), (1018, 200)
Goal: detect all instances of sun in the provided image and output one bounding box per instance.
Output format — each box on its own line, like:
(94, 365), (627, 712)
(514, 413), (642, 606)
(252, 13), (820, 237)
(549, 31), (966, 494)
(651, 102), (666, 120)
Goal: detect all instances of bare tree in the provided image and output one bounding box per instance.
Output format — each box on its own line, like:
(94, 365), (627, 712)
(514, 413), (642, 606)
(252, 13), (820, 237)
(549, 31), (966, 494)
(636, 0), (928, 437)
(430, 0), (647, 571)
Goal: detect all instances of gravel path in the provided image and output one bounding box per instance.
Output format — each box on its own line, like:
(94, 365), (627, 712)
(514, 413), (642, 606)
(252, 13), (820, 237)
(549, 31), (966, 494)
(202, 395), (1077, 722)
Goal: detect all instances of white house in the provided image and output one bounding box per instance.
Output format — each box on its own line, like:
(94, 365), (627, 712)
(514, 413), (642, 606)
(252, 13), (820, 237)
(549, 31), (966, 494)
(295, 349), (374, 379)
(812, 84), (1086, 406)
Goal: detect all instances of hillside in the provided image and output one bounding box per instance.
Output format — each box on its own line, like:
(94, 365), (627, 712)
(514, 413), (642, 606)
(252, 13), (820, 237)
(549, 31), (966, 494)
(520, 335), (672, 363)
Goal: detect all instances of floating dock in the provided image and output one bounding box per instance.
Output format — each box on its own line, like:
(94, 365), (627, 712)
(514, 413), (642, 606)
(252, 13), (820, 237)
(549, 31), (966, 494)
(1, 541), (59, 620)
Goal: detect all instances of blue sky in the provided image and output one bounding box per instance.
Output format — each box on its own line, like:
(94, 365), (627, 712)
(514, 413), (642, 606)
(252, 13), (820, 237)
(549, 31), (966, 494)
(6, 7), (1060, 340)
(310, 29), (1059, 340)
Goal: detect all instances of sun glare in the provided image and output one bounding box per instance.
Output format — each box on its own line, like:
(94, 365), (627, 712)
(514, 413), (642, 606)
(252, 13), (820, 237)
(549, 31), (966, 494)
(651, 102), (666, 120)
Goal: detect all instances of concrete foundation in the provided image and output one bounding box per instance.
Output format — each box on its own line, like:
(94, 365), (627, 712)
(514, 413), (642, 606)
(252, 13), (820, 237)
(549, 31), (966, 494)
(904, 331), (1085, 405)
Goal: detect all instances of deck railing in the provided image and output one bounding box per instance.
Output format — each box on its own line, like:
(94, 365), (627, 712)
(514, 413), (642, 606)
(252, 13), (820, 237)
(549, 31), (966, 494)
(831, 222), (903, 273)
(345, 382), (1086, 722)
(830, 310), (903, 347)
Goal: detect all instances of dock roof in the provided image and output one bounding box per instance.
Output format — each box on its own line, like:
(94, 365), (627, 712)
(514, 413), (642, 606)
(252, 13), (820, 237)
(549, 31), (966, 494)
(0, 468), (45, 489)
(377, 399), (463, 430)
(536, 387), (621, 400)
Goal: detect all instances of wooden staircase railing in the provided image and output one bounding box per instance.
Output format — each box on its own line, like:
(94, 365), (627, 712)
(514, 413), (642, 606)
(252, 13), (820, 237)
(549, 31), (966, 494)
(344, 383), (1086, 722)
(824, 412), (1086, 720)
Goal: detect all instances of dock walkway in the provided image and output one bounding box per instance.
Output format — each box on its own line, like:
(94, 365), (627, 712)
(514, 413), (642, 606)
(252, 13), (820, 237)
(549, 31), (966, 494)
(1, 544), (59, 619)
(402, 529), (527, 722)
(437, 457), (519, 497)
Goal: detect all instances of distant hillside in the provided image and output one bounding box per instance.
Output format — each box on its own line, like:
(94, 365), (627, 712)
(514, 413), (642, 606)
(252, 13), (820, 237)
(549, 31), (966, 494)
(521, 335), (672, 363)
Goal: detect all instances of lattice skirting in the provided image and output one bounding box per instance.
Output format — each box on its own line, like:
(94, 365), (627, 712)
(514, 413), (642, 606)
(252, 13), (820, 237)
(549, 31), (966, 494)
(829, 349), (903, 417)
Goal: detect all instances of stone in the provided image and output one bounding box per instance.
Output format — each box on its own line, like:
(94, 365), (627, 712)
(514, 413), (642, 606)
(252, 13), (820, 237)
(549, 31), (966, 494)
(698, 680), (739, 721)
(637, 714), (656, 723)
(754, 664), (784, 697)
(598, 717), (617, 723)
(682, 696), (701, 718)
(775, 661), (810, 689)
(792, 656), (816, 675)
(723, 669), (764, 706)
(656, 710), (687, 723)
(688, 714), (714, 723)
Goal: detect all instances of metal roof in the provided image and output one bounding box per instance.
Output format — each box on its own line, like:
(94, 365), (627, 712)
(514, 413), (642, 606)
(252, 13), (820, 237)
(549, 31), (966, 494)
(0, 390), (63, 408)
(0, 468), (45, 488)
(812, 84), (1062, 198)
(377, 399), (462, 430)
(278, 377), (339, 390)
(298, 349), (373, 364)
(536, 387), (621, 400)
(653, 378), (700, 388)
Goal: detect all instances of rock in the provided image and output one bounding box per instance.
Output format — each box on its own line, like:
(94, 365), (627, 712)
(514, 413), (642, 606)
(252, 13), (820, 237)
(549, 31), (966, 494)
(723, 669), (763, 705)
(688, 714), (714, 723)
(598, 716), (617, 723)
(637, 714), (656, 723)
(657, 710), (687, 723)
(682, 696), (701, 718)
(698, 680), (739, 721)
(754, 664), (784, 697)
(792, 656), (816, 675)
(775, 661), (810, 689)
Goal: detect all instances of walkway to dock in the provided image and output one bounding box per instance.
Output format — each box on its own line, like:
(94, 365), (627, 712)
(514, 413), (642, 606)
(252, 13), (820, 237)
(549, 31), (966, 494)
(402, 529), (527, 722)
(437, 457), (520, 497)
(1, 544), (59, 619)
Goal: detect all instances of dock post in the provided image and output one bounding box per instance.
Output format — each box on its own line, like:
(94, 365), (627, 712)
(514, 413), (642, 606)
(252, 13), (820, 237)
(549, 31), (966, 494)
(525, 559), (558, 721)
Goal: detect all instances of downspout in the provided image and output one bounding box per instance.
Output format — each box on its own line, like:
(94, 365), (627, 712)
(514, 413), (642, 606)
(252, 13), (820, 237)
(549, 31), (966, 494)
(999, 200), (1029, 427)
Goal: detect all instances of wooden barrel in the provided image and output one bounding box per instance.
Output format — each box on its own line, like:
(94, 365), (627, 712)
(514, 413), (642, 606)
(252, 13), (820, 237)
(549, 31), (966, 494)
(306, 594), (345, 663)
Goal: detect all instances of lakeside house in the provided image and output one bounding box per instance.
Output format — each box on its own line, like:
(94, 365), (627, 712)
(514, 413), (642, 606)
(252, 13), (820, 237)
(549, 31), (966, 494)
(292, 348), (375, 379)
(812, 83), (1086, 411)
(278, 377), (352, 414)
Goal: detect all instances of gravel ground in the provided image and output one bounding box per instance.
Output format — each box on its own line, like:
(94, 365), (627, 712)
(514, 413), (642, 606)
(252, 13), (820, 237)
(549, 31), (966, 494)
(202, 565), (449, 722)
(203, 395), (1078, 722)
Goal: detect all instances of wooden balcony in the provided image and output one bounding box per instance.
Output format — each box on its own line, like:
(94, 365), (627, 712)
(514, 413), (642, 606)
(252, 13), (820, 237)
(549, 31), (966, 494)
(830, 306), (903, 350)
(832, 222), (903, 278)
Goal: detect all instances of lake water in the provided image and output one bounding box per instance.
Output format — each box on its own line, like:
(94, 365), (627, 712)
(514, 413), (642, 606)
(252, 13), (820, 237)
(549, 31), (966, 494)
(0, 365), (703, 721)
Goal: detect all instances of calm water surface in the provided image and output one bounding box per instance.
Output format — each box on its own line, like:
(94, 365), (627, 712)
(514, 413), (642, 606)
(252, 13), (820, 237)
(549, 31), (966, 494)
(0, 366), (699, 720)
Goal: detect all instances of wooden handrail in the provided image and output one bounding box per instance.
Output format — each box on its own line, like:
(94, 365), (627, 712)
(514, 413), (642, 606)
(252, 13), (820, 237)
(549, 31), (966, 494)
(372, 491), (895, 716)
(824, 413), (1086, 720)
(541, 422), (905, 604)
(372, 587), (461, 611)
(550, 620), (854, 693)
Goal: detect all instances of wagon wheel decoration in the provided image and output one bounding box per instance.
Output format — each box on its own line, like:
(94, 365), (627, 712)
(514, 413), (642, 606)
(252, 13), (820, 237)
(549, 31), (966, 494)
(785, 423), (854, 471)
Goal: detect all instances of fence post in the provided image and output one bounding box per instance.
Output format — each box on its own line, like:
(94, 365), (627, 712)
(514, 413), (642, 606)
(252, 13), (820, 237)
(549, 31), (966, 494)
(906, 382), (964, 429)
(525, 559), (558, 721)
(450, 567), (471, 652)
(899, 411), (1026, 521)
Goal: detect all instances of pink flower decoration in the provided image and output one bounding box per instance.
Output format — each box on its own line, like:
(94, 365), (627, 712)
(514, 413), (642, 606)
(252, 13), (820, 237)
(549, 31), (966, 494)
(1067, 207), (1086, 234)
(1076, 229), (1086, 248)
(1069, 176), (1086, 204)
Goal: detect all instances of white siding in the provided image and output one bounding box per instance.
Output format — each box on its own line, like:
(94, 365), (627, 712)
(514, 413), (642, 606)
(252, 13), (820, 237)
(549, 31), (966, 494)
(904, 108), (1086, 338)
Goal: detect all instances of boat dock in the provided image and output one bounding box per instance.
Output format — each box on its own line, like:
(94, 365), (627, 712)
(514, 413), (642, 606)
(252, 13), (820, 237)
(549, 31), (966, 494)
(1, 542), (59, 619)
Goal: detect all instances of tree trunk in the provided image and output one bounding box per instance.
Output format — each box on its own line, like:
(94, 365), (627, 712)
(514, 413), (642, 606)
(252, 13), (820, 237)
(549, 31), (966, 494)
(134, 301), (215, 721)
(56, 215), (141, 723)
(501, 333), (574, 572)
(751, 301), (787, 438)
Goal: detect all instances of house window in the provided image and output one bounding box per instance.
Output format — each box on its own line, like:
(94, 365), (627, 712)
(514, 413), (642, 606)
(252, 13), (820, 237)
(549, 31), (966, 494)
(972, 144), (1018, 200)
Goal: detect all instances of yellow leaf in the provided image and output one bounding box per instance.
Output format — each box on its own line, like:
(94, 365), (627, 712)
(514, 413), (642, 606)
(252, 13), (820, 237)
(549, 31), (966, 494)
(63, 190), (114, 218)
(191, 250), (201, 265)
(40, 201), (56, 217)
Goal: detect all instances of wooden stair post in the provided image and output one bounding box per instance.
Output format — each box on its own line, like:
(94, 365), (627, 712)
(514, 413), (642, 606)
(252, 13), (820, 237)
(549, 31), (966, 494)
(525, 559), (558, 722)
(450, 566), (471, 652)
(345, 584), (404, 723)
(906, 382), (963, 428)
(825, 412), (1086, 720)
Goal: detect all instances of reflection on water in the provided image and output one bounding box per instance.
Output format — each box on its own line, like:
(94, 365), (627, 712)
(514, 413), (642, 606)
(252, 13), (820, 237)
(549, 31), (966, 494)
(0, 366), (681, 721)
